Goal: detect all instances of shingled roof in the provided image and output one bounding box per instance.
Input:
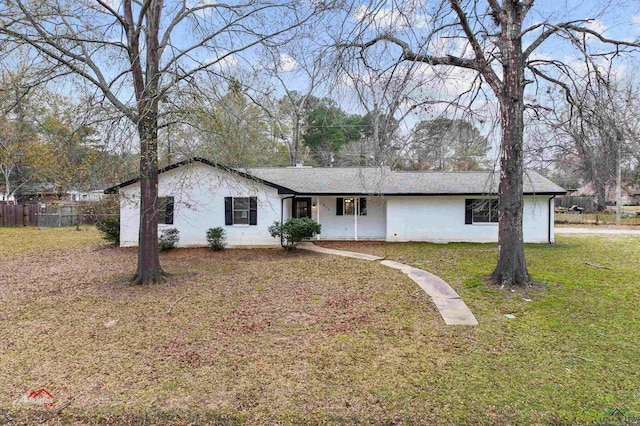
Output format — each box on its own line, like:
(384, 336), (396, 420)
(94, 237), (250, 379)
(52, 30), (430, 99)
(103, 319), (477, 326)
(248, 167), (565, 195)
(105, 158), (565, 196)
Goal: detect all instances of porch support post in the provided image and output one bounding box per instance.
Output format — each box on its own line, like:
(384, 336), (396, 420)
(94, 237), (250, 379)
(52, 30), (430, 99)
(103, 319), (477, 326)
(354, 196), (358, 241)
(316, 196), (320, 240)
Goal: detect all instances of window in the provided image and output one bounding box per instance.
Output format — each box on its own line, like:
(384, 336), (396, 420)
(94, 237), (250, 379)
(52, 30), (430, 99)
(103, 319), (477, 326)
(225, 197), (257, 225)
(336, 197), (367, 216)
(158, 196), (174, 225)
(344, 197), (356, 215)
(465, 199), (499, 224)
(233, 197), (250, 225)
(292, 198), (312, 218)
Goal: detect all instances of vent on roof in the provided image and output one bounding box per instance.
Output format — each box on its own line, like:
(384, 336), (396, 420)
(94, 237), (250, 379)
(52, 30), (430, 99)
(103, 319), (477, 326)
(287, 162), (312, 168)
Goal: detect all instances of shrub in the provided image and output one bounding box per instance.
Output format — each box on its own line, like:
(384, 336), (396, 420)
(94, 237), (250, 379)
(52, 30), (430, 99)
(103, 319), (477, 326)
(268, 217), (321, 251)
(95, 217), (120, 245)
(206, 227), (226, 251)
(158, 228), (180, 251)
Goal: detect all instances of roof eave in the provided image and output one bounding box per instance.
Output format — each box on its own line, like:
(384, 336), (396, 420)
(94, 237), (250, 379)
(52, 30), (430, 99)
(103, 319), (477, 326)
(288, 191), (565, 196)
(103, 157), (297, 194)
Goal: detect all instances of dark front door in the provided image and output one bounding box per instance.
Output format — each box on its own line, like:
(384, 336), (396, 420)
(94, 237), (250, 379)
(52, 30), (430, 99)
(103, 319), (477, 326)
(293, 197), (312, 219)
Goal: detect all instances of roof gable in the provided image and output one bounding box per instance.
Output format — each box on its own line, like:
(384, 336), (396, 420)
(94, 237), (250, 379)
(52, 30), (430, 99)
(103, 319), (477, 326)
(103, 158), (296, 194)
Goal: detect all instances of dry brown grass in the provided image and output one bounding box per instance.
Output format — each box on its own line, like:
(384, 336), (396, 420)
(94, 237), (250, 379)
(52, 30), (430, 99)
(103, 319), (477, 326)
(1, 228), (454, 424)
(3, 229), (639, 425)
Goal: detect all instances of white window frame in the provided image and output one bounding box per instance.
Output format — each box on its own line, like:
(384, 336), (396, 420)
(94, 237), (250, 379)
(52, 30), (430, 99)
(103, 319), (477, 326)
(233, 197), (250, 225)
(472, 199), (499, 224)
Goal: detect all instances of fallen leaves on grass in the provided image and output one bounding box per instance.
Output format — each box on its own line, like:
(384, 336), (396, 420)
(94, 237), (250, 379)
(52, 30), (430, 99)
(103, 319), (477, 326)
(1, 231), (446, 424)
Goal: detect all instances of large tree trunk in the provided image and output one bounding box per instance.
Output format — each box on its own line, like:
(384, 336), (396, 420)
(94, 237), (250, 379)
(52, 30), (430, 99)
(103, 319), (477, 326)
(595, 183), (607, 211)
(132, 114), (163, 284)
(129, 0), (164, 285)
(292, 111), (301, 165)
(492, 2), (531, 286)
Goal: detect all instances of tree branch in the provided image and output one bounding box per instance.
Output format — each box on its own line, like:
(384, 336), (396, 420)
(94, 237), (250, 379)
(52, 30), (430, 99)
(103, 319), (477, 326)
(341, 34), (478, 70)
(449, 0), (502, 93)
(524, 20), (640, 59)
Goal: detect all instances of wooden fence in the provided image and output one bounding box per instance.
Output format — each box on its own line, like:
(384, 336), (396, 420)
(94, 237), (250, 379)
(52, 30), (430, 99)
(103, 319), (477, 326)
(554, 196), (596, 212)
(1, 203), (117, 227)
(36, 205), (79, 227)
(0, 203), (38, 227)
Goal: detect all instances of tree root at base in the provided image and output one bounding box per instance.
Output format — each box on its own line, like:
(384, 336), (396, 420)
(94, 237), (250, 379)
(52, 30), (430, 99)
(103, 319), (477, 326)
(129, 269), (170, 285)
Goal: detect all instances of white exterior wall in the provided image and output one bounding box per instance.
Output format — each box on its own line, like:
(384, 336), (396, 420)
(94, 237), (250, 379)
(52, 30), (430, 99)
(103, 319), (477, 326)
(119, 162), (283, 247)
(311, 196), (386, 240)
(386, 195), (554, 243)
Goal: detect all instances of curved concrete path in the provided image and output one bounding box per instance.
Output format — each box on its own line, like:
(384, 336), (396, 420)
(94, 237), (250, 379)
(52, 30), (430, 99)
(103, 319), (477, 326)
(299, 243), (478, 326)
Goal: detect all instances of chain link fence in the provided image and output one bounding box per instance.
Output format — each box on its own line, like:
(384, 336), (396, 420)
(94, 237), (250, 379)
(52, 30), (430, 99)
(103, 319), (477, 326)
(24, 200), (119, 228)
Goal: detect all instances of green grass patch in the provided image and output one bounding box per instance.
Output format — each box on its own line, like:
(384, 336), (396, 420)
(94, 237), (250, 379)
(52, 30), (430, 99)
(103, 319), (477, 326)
(1, 229), (639, 424)
(0, 226), (102, 256)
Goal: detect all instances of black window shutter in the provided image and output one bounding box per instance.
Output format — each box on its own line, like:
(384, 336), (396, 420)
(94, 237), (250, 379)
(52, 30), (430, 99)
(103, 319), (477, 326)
(165, 196), (174, 225)
(359, 197), (367, 216)
(336, 198), (343, 215)
(225, 197), (233, 225)
(292, 199), (299, 219)
(465, 199), (473, 224)
(249, 197), (257, 225)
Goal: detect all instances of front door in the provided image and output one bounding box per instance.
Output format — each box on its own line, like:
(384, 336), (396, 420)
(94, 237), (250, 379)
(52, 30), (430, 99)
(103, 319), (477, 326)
(292, 197), (312, 219)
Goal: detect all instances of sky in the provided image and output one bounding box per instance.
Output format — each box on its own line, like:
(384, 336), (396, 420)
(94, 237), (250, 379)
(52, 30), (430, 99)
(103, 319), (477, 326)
(5, 0), (640, 152)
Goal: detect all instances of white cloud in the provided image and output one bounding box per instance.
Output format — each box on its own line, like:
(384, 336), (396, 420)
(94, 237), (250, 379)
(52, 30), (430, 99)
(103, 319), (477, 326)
(631, 15), (640, 25)
(585, 19), (607, 34)
(278, 53), (297, 72)
(581, 19), (608, 42)
(206, 49), (239, 70)
(352, 4), (430, 31)
(528, 51), (552, 62)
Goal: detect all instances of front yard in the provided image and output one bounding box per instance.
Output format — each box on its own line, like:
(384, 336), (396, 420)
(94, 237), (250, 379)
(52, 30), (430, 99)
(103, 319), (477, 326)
(1, 228), (639, 424)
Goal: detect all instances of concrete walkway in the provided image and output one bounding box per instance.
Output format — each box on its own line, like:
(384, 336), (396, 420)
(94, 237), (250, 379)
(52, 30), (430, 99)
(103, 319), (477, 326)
(299, 243), (478, 326)
(556, 227), (640, 235)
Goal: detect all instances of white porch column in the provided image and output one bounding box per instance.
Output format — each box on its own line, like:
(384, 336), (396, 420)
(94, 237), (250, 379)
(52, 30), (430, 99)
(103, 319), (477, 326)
(354, 196), (359, 241)
(316, 196), (321, 240)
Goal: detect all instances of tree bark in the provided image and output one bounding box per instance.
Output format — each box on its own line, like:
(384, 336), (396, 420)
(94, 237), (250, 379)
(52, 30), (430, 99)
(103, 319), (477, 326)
(595, 183), (607, 211)
(132, 113), (164, 284)
(292, 111), (301, 165)
(129, 0), (164, 284)
(492, 1), (531, 286)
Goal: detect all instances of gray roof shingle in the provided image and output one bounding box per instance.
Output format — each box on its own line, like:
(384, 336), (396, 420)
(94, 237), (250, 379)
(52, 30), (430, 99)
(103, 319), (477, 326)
(105, 158), (565, 196)
(248, 166), (565, 195)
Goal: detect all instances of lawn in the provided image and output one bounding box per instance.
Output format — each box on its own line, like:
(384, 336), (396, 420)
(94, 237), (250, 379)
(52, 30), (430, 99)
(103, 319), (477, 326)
(1, 228), (639, 425)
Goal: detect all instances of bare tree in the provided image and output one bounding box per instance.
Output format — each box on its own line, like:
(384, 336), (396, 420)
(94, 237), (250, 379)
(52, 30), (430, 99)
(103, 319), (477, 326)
(1, 0), (317, 283)
(532, 66), (640, 211)
(340, 0), (640, 286)
(257, 40), (331, 166)
(409, 118), (490, 171)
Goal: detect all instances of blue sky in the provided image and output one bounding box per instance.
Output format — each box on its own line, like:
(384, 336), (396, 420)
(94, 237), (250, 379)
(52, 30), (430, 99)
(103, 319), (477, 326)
(10, 0), (639, 147)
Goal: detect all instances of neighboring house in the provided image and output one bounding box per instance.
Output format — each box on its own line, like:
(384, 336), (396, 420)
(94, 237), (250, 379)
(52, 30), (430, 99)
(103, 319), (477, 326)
(13, 183), (106, 204)
(573, 182), (640, 206)
(67, 189), (106, 203)
(105, 158), (565, 247)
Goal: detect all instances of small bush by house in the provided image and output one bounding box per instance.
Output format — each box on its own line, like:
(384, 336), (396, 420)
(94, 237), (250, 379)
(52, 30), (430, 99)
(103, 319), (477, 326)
(269, 217), (321, 251)
(95, 217), (120, 245)
(158, 228), (180, 251)
(206, 227), (227, 251)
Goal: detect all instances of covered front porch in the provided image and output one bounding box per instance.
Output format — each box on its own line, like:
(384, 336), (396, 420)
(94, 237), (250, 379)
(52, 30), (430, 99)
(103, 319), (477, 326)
(284, 195), (386, 241)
